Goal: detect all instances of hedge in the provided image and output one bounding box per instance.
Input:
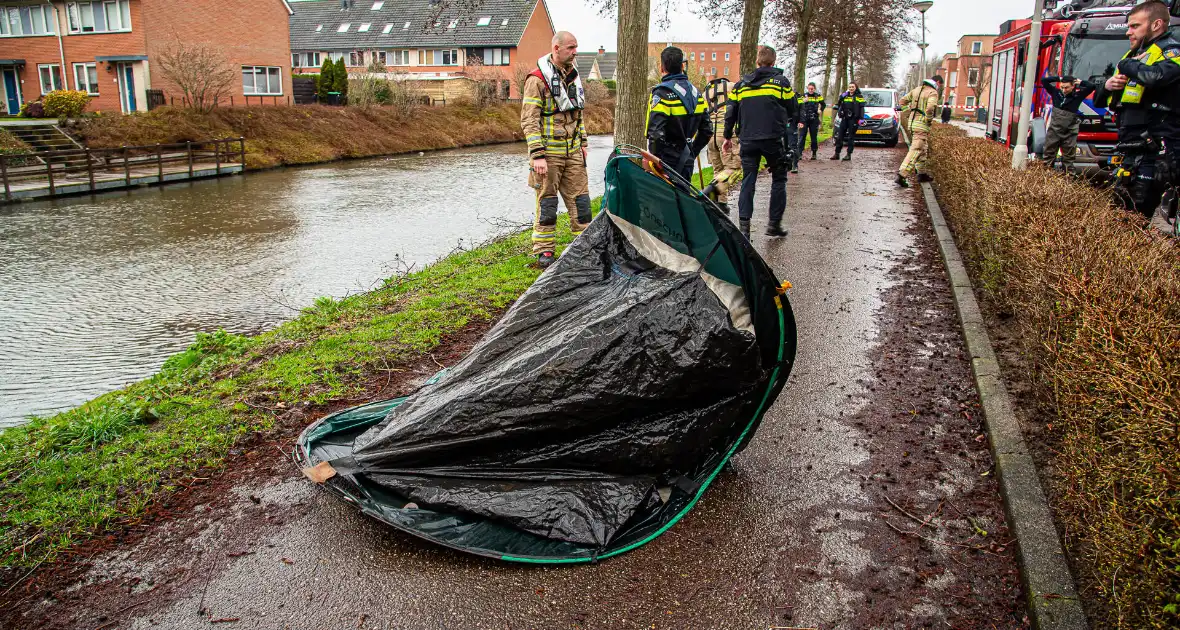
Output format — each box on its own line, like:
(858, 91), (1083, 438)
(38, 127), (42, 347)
(927, 126), (1179, 628)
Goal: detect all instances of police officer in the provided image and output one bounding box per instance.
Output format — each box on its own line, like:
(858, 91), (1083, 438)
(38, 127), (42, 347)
(647, 46), (712, 182)
(774, 67), (801, 173)
(797, 82), (826, 161)
(831, 82), (866, 161)
(723, 45), (798, 240)
(1095, 0), (1180, 217)
(701, 79), (743, 215)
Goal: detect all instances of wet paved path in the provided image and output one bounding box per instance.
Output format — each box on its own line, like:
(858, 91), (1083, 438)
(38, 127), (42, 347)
(7, 145), (1026, 630)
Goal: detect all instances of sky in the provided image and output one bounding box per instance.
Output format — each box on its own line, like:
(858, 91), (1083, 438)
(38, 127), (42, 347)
(545, 0), (1035, 83)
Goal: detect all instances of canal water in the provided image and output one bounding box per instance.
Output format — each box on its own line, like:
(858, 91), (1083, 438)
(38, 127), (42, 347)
(0, 136), (639, 427)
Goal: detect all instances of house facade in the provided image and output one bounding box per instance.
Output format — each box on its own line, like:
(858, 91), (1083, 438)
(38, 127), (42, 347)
(647, 41), (741, 82)
(0, 0), (293, 115)
(940, 34), (996, 118)
(288, 0), (555, 99)
(575, 47), (616, 82)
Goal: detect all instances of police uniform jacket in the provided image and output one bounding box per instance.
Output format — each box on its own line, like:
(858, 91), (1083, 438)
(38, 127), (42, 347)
(724, 66), (799, 142)
(1096, 32), (1180, 139)
(799, 92), (827, 122)
(836, 89), (866, 122)
(646, 73), (713, 158)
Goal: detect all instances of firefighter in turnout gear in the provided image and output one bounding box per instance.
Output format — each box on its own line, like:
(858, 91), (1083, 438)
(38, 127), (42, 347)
(723, 45), (798, 240)
(832, 83), (866, 160)
(797, 82), (826, 161)
(521, 31), (591, 269)
(896, 75), (943, 188)
(701, 78), (742, 215)
(646, 46), (713, 182)
(1095, 0), (1180, 219)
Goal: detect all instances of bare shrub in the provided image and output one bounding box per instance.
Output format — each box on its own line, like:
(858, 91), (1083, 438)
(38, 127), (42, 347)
(511, 62), (533, 98)
(464, 62), (508, 108)
(156, 37), (236, 113)
(583, 79), (610, 104)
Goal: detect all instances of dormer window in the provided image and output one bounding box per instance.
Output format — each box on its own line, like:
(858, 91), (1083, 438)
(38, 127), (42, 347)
(371, 1), (384, 9)
(337, 23), (350, 32)
(358, 22), (371, 32)
(382, 23), (393, 33)
(476, 16), (491, 26)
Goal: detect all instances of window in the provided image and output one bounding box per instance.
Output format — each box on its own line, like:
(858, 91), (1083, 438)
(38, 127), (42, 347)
(971, 41), (982, 55)
(711, 66), (716, 75)
(373, 51), (387, 65)
(337, 23), (350, 32)
(371, 0), (384, 8)
(349, 50), (365, 66)
(724, 52), (730, 61)
(500, 18), (508, 27)
(402, 21), (410, 29)
(382, 23), (393, 33)
(296, 52), (322, 67)
(73, 62), (98, 95)
(389, 49), (410, 66)
(949, 70), (957, 85)
(476, 16), (491, 26)
(66, 1), (130, 33)
(965, 96), (977, 108)
(316, 24), (323, 32)
(711, 52), (716, 60)
(447, 19), (458, 29)
(242, 66), (282, 95)
(967, 68), (979, 87)
(724, 66), (729, 75)
(358, 22), (371, 32)
(442, 49), (458, 65)
(2, 4), (55, 35)
(470, 47), (511, 66)
(328, 51), (346, 62)
(38, 64), (63, 94)
(689, 52), (695, 60)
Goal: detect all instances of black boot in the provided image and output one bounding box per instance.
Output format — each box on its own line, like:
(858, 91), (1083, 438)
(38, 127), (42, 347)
(810, 153), (817, 161)
(896, 173), (910, 188)
(842, 152), (852, 161)
(765, 222), (788, 237)
(830, 152), (841, 160)
(918, 173), (933, 183)
(739, 219), (751, 241)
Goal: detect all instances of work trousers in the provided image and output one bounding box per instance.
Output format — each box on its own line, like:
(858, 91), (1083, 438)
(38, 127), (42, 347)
(783, 125), (799, 168)
(899, 130), (930, 177)
(530, 151), (591, 255)
(738, 138), (788, 224)
(797, 118), (821, 156)
(833, 117), (859, 157)
(1043, 110), (1080, 169)
(706, 135), (743, 199)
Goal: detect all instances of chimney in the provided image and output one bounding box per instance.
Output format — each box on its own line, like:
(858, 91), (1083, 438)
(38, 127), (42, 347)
(598, 46), (605, 55)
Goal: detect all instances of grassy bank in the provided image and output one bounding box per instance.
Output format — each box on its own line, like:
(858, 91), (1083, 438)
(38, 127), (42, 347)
(71, 102), (615, 170)
(927, 127), (1179, 628)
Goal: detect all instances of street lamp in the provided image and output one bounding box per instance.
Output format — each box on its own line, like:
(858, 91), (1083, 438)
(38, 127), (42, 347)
(1012, 0), (1047, 169)
(914, 1), (934, 83)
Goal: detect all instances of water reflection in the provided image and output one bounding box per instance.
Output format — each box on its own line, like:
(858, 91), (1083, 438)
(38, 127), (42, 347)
(0, 136), (620, 426)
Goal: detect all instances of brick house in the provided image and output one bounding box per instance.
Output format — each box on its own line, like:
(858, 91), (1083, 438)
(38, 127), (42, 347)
(575, 46), (616, 82)
(939, 34), (997, 119)
(647, 41), (741, 82)
(288, 0), (555, 99)
(0, 0), (293, 115)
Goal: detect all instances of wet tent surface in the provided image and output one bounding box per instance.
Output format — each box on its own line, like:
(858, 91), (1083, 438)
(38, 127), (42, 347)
(3, 145), (1025, 630)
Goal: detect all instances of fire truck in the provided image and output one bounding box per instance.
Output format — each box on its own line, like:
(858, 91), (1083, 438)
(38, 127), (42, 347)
(986, 0), (1140, 170)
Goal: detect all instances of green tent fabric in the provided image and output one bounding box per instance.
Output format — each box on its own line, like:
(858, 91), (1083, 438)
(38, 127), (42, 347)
(296, 146), (797, 562)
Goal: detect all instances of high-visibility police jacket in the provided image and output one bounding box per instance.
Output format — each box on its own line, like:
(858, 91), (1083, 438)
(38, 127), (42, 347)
(646, 74), (712, 158)
(723, 66), (799, 141)
(835, 90), (866, 122)
(1102, 33), (1180, 139)
(799, 92), (826, 122)
(521, 62), (587, 158)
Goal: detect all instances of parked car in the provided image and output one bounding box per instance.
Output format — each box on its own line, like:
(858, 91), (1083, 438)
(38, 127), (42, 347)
(834, 87), (901, 147)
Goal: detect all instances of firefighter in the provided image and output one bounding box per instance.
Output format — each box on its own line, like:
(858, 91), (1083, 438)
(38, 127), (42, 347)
(701, 79), (743, 214)
(647, 46), (712, 182)
(797, 82), (826, 161)
(896, 75), (944, 188)
(723, 45), (798, 240)
(1040, 75), (1096, 172)
(1095, 0), (1180, 218)
(521, 31), (591, 269)
(831, 82), (866, 161)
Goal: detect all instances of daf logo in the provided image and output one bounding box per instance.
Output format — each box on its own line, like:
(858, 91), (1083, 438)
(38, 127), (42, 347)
(1105, 23), (1128, 30)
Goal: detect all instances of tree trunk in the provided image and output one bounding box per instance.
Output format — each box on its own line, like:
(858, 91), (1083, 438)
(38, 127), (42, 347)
(792, 0), (812, 89)
(821, 44), (833, 101)
(835, 44), (848, 96)
(738, 0), (765, 77)
(614, 0), (650, 148)
(847, 46), (855, 85)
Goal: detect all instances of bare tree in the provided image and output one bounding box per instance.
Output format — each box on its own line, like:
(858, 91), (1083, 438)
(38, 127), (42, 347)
(614, 0), (652, 147)
(156, 37), (236, 112)
(511, 62), (533, 99)
(958, 54), (992, 107)
(737, 0), (765, 76)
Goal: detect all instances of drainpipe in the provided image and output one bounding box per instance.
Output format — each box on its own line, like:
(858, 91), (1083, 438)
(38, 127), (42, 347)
(48, 1), (67, 81)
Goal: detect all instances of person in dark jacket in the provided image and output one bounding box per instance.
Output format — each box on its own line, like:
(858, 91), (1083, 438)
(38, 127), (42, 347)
(797, 82), (826, 160)
(647, 46), (712, 182)
(1040, 75), (1095, 172)
(940, 104), (952, 124)
(723, 45), (798, 240)
(831, 83), (866, 161)
(1094, 0), (1180, 216)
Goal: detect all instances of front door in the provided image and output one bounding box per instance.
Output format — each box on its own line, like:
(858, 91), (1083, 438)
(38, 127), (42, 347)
(2, 68), (19, 115)
(117, 63), (137, 113)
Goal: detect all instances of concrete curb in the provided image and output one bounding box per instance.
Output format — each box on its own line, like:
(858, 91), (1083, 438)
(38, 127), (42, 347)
(920, 183), (1088, 630)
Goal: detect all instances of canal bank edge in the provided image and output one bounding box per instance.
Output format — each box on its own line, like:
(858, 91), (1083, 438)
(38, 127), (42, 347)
(921, 183), (1087, 630)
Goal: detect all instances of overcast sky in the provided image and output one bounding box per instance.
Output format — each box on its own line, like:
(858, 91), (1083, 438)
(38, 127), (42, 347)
(546, 0), (1035, 82)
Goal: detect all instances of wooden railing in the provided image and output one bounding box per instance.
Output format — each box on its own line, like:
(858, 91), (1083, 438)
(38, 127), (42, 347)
(0, 138), (246, 201)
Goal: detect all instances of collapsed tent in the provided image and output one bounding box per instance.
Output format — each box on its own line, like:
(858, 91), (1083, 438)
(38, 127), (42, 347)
(296, 146), (798, 562)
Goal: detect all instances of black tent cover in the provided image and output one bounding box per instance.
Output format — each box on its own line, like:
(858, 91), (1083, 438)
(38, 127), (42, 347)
(296, 147), (798, 563)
